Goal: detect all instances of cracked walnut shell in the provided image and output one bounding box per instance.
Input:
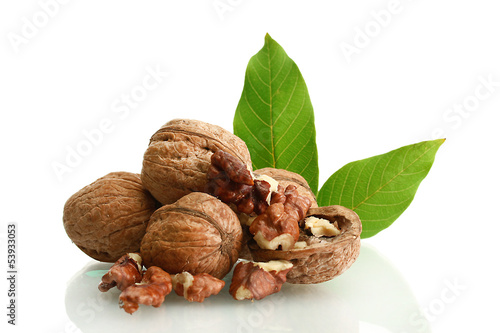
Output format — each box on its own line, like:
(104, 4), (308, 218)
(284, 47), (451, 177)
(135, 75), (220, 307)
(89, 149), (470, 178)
(140, 192), (243, 279)
(249, 205), (362, 284)
(253, 168), (318, 208)
(141, 119), (252, 205)
(63, 172), (158, 262)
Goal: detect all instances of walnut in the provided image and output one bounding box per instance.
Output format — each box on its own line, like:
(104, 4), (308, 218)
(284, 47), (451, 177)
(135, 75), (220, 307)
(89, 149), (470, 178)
(248, 185), (311, 251)
(229, 260), (293, 300)
(63, 172), (158, 262)
(98, 253), (143, 292)
(253, 168), (318, 208)
(119, 266), (172, 314)
(172, 272), (225, 302)
(205, 150), (271, 215)
(140, 192), (243, 279)
(141, 119), (252, 205)
(303, 216), (341, 237)
(249, 205), (362, 284)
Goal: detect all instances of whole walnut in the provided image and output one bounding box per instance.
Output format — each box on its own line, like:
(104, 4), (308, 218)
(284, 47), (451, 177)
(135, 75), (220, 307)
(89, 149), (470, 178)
(140, 192), (243, 279)
(141, 119), (252, 205)
(63, 172), (158, 262)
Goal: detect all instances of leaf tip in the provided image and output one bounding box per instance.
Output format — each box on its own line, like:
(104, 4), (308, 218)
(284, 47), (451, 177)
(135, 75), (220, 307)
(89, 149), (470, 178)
(264, 33), (274, 44)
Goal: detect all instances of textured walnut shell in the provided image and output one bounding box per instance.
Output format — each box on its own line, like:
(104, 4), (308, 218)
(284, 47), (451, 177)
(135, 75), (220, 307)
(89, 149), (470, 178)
(249, 205), (361, 284)
(140, 192), (243, 279)
(63, 172), (158, 262)
(141, 119), (252, 205)
(253, 168), (318, 208)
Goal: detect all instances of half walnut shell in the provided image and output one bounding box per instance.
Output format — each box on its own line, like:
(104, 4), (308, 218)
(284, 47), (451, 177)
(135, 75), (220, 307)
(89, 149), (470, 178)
(141, 119), (252, 205)
(140, 192), (243, 279)
(249, 205), (362, 284)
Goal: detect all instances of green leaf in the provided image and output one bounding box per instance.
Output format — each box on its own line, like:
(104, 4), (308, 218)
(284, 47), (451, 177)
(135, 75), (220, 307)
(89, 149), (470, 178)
(317, 139), (445, 238)
(234, 34), (319, 194)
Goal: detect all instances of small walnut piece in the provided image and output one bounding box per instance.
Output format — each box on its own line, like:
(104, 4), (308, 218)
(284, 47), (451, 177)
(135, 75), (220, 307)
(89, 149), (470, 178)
(304, 216), (341, 237)
(206, 150), (272, 215)
(63, 172), (158, 262)
(253, 174), (279, 205)
(140, 192), (243, 279)
(172, 272), (225, 302)
(119, 266), (172, 314)
(141, 119), (252, 205)
(253, 168), (318, 208)
(249, 185), (311, 250)
(249, 205), (362, 284)
(98, 253), (143, 292)
(229, 260), (293, 301)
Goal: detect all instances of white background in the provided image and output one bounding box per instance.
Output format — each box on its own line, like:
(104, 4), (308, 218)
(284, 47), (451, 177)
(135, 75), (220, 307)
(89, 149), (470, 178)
(1, 0), (499, 332)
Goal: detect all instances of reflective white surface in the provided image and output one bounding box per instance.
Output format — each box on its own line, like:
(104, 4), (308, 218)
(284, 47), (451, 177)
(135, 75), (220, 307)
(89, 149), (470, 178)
(65, 245), (430, 333)
(2, 1), (500, 332)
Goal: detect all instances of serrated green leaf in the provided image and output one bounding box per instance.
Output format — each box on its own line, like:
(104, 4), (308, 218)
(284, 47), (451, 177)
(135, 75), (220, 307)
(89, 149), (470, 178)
(317, 139), (445, 238)
(234, 34), (319, 194)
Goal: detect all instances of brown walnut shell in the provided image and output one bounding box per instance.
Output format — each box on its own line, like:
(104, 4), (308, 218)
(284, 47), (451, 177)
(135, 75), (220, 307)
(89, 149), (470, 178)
(249, 205), (361, 284)
(253, 168), (318, 208)
(140, 192), (243, 279)
(141, 119), (252, 205)
(63, 172), (158, 262)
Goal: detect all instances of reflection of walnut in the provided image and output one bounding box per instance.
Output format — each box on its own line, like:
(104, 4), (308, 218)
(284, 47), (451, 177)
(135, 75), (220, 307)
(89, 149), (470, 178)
(253, 168), (318, 208)
(206, 150), (271, 215)
(141, 119), (252, 205)
(172, 272), (225, 302)
(119, 266), (172, 314)
(98, 253), (143, 292)
(249, 205), (362, 284)
(249, 185), (311, 250)
(63, 172), (158, 262)
(140, 192), (243, 279)
(229, 260), (293, 300)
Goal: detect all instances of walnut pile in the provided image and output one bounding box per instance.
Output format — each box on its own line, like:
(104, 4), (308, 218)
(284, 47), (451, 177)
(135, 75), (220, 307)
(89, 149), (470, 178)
(63, 118), (362, 313)
(205, 149), (362, 284)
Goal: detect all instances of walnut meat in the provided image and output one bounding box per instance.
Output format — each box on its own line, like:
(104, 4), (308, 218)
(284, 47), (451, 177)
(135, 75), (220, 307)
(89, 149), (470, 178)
(63, 172), (158, 262)
(119, 266), (173, 314)
(140, 192), (243, 279)
(248, 185), (311, 251)
(98, 253), (143, 292)
(249, 205), (362, 284)
(172, 272), (225, 302)
(253, 168), (318, 208)
(141, 119), (252, 205)
(206, 150), (271, 215)
(229, 260), (293, 300)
